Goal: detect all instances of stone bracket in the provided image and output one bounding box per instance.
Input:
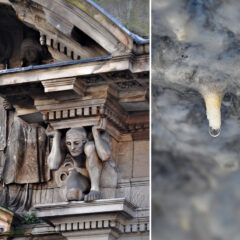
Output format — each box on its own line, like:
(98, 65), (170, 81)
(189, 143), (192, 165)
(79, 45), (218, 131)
(41, 77), (85, 96)
(37, 97), (128, 132)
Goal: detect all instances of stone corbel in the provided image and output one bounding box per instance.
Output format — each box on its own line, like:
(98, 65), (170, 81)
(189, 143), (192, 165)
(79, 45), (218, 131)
(35, 92), (148, 140)
(37, 97), (127, 133)
(41, 77), (85, 96)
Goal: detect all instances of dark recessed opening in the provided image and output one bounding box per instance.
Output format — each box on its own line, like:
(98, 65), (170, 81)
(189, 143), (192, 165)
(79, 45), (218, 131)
(71, 26), (99, 47)
(0, 3), (52, 69)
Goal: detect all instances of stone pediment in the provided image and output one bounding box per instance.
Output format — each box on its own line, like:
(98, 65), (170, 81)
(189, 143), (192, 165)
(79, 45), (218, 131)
(1, 0), (148, 64)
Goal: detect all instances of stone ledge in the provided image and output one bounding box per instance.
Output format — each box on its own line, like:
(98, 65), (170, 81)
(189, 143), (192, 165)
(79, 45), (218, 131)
(33, 198), (136, 219)
(31, 198), (149, 239)
(117, 177), (149, 188)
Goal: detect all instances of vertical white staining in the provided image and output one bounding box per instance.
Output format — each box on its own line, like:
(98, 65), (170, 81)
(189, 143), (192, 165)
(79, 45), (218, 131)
(201, 90), (224, 137)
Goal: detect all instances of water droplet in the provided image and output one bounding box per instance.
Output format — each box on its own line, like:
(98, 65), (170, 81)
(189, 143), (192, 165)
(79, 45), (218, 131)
(209, 127), (220, 137)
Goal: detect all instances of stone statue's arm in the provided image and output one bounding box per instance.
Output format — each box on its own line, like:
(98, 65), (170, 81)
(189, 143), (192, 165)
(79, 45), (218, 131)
(2, 99), (13, 110)
(47, 130), (65, 170)
(92, 122), (111, 162)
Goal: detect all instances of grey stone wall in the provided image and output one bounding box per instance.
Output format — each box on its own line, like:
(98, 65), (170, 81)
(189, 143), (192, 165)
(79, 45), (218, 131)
(152, 0), (240, 239)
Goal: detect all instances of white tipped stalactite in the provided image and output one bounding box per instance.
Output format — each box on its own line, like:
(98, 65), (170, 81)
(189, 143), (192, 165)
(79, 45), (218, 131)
(202, 91), (223, 138)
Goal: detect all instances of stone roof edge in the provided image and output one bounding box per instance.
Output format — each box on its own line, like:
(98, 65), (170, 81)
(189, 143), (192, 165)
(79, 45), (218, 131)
(0, 55), (112, 75)
(87, 0), (149, 45)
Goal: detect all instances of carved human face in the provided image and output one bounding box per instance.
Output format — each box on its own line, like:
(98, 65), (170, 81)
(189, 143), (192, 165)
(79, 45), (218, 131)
(66, 128), (87, 157)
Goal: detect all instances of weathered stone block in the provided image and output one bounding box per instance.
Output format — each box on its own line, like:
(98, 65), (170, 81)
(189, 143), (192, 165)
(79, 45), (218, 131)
(130, 185), (149, 208)
(117, 142), (133, 179)
(116, 179), (131, 202)
(133, 140), (149, 178)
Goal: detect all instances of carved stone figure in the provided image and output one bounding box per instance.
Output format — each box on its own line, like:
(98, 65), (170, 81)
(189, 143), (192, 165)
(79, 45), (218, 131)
(47, 121), (117, 201)
(0, 99), (50, 213)
(0, 99), (49, 184)
(20, 38), (43, 67)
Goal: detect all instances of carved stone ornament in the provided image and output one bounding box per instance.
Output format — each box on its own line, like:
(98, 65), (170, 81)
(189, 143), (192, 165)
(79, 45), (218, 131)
(47, 118), (118, 202)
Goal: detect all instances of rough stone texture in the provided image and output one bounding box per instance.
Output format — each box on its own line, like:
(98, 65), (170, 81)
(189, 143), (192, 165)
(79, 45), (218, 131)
(130, 185), (149, 208)
(152, 0), (240, 239)
(116, 140), (149, 180)
(117, 141), (133, 179)
(133, 140), (149, 178)
(93, 0), (149, 38)
(116, 177), (149, 208)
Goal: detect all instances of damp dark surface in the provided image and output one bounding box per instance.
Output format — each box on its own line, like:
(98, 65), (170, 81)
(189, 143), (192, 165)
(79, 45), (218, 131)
(152, 0), (240, 239)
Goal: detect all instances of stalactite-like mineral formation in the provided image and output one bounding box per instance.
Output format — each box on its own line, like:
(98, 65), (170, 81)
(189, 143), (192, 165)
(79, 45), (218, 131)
(153, 0), (240, 239)
(200, 88), (224, 137)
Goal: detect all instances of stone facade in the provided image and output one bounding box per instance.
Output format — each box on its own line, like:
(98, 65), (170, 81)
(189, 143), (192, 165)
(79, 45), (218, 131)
(0, 0), (149, 239)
